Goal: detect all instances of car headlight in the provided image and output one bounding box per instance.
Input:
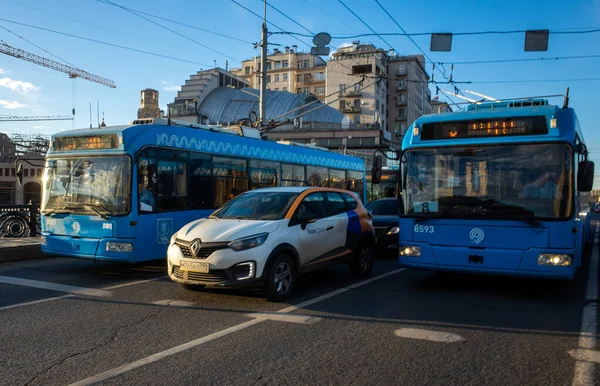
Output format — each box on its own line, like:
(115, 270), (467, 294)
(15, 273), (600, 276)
(387, 226), (400, 235)
(400, 246), (421, 257)
(538, 254), (572, 266)
(170, 232), (178, 245)
(228, 233), (269, 252)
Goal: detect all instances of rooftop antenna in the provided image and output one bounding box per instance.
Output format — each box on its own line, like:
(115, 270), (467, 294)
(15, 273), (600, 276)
(563, 87), (570, 108)
(97, 101), (100, 128)
(89, 102), (92, 129)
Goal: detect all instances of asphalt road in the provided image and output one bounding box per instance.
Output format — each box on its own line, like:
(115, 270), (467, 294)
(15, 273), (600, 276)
(0, 221), (598, 386)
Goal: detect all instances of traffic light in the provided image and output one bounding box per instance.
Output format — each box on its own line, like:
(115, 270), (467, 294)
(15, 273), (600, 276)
(371, 154), (382, 184)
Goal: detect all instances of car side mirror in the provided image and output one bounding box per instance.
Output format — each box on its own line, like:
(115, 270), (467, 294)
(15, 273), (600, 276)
(578, 160), (594, 192)
(300, 216), (317, 230)
(371, 155), (382, 184)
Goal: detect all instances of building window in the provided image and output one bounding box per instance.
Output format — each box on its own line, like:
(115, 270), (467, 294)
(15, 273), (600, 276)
(314, 72), (326, 81)
(340, 84), (346, 96)
(282, 60), (289, 68)
(339, 100), (345, 110)
(303, 87), (309, 94)
(315, 86), (325, 95)
(24, 169), (29, 177)
(283, 87), (287, 91)
(267, 62), (272, 70)
(274, 88), (279, 91)
(298, 60), (310, 68)
(398, 123), (403, 134)
(245, 66), (250, 75)
(274, 61), (281, 69)
(266, 75), (271, 83)
(274, 74), (280, 82)
(283, 73), (288, 81)
(353, 115), (360, 124)
(297, 88), (302, 94)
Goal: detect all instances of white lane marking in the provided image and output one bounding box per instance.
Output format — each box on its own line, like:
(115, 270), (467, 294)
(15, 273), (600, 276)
(572, 223), (599, 386)
(0, 275), (111, 297)
(569, 349), (600, 364)
(0, 277), (167, 312)
(103, 277), (166, 290)
(247, 312), (322, 325)
(394, 328), (464, 343)
(0, 294), (74, 312)
(68, 267), (408, 386)
(152, 300), (196, 307)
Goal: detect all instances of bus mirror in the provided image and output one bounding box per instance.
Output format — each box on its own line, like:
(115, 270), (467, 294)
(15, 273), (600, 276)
(578, 160), (594, 192)
(372, 155), (382, 184)
(15, 162), (23, 186)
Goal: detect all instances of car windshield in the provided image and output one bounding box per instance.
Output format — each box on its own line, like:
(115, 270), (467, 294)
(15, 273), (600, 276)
(402, 143), (573, 220)
(42, 156), (131, 216)
(211, 191), (299, 220)
(366, 200), (398, 215)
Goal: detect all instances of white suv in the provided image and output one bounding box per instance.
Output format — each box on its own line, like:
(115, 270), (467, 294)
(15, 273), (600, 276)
(167, 187), (376, 301)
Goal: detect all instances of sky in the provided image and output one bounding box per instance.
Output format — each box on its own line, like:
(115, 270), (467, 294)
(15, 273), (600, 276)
(1, 0), (600, 182)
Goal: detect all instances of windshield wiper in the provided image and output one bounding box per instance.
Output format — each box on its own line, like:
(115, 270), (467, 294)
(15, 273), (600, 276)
(82, 203), (109, 219)
(472, 200), (542, 228)
(42, 207), (71, 216)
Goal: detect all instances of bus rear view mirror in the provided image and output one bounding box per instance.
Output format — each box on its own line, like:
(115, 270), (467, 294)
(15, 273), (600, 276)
(15, 162), (23, 186)
(578, 160), (594, 192)
(372, 155), (382, 184)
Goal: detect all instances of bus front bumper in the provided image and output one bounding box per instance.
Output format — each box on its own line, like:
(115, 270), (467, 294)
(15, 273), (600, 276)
(41, 234), (136, 263)
(398, 244), (577, 280)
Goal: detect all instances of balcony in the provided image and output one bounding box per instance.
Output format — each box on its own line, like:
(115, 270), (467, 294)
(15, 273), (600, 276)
(346, 90), (362, 97)
(341, 106), (361, 114)
(396, 97), (407, 106)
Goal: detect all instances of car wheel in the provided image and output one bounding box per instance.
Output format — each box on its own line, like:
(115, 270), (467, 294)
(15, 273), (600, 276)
(178, 283), (206, 291)
(263, 254), (296, 302)
(350, 242), (374, 278)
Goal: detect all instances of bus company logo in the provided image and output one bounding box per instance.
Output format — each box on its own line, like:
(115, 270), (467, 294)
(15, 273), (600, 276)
(469, 228), (484, 244)
(72, 221), (81, 235)
(190, 239), (201, 256)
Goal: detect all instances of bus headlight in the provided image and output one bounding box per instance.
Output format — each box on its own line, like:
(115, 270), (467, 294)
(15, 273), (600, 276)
(400, 246), (421, 257)
(538, 254), (572, 266)
(106, 242), (134, 252)
(387, 226), (400, 235)
(40, 235), (47, 245)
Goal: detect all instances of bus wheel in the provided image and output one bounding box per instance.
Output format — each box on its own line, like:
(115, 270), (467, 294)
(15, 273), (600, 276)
(178, 283), (206, 291)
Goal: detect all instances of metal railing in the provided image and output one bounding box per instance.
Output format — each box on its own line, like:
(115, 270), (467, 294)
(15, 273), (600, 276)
(0, 202), (40, 238)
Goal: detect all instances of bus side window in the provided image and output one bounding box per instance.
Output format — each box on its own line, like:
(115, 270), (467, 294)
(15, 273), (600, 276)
(189, 152), (212, 210)
(156, 149), (188, 212)
(212, 156), (248, 208)
(307, 166), (328, 187)
(137, 149), (157, 213)
(347, 170), (364, 202)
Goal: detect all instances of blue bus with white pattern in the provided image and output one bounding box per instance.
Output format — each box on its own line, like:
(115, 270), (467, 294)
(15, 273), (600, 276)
(394, 98), (594, 279)
(40, 118), (366, 263)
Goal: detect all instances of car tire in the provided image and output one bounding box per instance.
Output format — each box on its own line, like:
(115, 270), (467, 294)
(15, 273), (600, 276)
(178, 283), (206, 291)
(262, 253), (296, 302)
(349, 241), (374, 278)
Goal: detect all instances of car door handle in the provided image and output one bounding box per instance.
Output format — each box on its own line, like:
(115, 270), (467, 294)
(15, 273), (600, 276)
(326, 225), (334, 231)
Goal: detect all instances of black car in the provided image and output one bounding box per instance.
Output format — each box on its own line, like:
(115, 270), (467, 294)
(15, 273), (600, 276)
(366, 198), (399, 253)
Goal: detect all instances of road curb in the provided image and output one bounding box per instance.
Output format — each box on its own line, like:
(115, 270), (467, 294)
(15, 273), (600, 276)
(0, 244), (47, 263)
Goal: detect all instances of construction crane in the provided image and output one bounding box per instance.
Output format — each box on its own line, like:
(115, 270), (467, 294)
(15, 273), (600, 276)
(0, 115), (73, 122)
(0, 41), (116, 88)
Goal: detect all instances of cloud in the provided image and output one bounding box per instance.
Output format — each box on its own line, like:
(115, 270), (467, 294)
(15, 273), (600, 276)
(0, 100), (28, 109)
(161, 80), (180, 92)
(0, 68), (5, 75)
(0, 77), (40, 94)
(33, 125), (44, 129)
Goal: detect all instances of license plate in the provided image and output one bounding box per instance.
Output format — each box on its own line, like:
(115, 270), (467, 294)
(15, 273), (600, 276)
(180, 260), (210, 273)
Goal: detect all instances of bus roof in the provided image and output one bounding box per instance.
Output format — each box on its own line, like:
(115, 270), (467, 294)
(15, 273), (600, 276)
(403, 100), (584, 149)
(48, 119), (366, 172)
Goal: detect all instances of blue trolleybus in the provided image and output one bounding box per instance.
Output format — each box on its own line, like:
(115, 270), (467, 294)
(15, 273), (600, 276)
(389, 98), (594, 279)
(40, 118), (366, 263)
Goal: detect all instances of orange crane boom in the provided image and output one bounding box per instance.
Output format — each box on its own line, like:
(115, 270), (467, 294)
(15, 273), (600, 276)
(0, 40), (116, 88)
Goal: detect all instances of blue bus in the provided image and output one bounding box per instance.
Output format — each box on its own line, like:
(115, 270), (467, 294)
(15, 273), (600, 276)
(380, 98), (594, 279)
(40, 118), (366, 263)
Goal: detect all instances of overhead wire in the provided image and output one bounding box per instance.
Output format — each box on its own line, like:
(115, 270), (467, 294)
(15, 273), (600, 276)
(6, 0), (218, 56)
(93, 0), (253, 44)
(372, 0), (463, 107)
(0, 17), (214, 67)
(97, 0), (240, 63)
(0, 24), (79, 68)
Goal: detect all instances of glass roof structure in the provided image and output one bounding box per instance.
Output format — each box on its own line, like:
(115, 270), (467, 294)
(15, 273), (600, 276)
(198, 87), (344, 125)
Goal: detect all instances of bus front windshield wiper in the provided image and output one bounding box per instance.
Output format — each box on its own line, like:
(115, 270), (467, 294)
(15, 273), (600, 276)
(472, 200), (542, 228)
(42, 207), (71, 216)
(82, 203), (110, 219)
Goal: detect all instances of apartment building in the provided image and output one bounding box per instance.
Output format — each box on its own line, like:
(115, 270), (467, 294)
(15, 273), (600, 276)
(386, 54), (431, 142)
(231, 46), (327, 99)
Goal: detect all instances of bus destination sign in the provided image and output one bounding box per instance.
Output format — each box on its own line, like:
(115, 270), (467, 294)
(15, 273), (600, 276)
(55, 134), (119, 151)
(420, 116), (548, 140)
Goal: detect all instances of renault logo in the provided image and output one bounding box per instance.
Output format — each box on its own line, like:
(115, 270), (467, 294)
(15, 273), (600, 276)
(190, 239), (201, 256)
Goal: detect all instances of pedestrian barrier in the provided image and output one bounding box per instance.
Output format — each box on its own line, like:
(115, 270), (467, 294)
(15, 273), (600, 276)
(0, 202), (40, 238)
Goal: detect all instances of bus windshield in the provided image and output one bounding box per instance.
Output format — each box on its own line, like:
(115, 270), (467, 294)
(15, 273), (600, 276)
(402, 143), (573, 220)
(42, 156), (131, 216)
